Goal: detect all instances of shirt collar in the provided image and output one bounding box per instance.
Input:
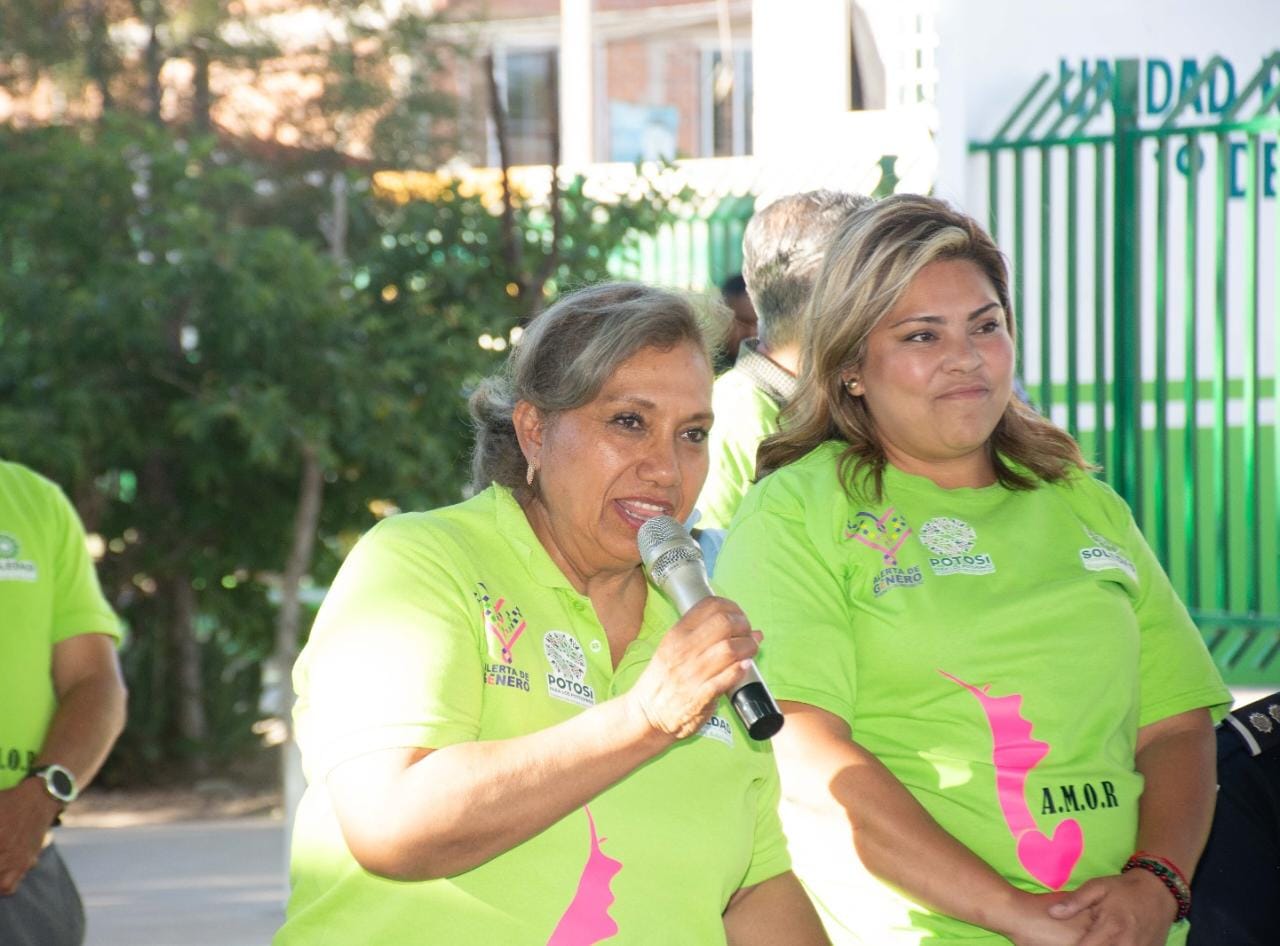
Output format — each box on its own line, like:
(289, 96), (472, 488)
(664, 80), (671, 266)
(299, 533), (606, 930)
(492, 484), (577, 591)
(490, 484), (678, 641)
(733, 338), (797, 406)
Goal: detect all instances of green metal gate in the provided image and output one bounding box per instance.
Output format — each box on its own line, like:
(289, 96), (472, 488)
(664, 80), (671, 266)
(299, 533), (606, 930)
(609, 154), (904, 292)
(970, 55), (1280, 685)
(610, 193), (756, 291)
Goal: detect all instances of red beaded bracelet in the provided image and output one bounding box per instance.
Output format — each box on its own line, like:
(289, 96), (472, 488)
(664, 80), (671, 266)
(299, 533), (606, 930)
(1122, 852), (1191, 922)
(1132, 851), (1191, 887)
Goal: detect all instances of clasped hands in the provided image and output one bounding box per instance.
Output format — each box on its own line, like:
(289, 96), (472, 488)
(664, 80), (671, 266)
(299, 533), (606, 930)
(1006, 869), (1178, 946)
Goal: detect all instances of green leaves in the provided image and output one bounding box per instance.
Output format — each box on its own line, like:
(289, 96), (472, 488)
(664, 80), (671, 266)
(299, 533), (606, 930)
(0, 115), (683, 778)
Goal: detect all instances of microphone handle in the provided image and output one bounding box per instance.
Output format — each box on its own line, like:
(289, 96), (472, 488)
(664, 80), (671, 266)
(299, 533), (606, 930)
(732, 663), (785, 741)
(661, 565), (784, 741)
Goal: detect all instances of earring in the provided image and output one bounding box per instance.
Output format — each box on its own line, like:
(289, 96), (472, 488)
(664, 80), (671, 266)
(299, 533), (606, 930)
(844, 377), (861, 395)
(526, 462), (536, 486)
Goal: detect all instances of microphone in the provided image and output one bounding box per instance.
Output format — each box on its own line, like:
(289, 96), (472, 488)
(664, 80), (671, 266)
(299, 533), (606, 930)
(637, 515), (784, 741)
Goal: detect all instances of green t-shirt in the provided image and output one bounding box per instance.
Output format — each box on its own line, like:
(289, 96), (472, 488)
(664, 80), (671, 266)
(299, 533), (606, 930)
(696, 367), (781, 530)
(715, 442), (1230, 946)
(278, 485), (789, 946)
(0, 461), (121, 791)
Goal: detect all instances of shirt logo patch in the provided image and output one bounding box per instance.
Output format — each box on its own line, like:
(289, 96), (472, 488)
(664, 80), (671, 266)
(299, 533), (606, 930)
(845, 508), (911, 565)
(1077, 529), (1137, 581)
(0, 532), (37, 582)
(472, 581), (527, 664)
(484, 664), (531, 692)
(919, 517), (995, 576)
(544, 631), (596, 707)
(872, 565), (924, 597)
(698, 713), (735, 747)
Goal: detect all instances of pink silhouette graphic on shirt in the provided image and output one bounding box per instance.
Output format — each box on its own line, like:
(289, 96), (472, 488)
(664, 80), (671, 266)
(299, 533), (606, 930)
(547, 806), (623, 945)
(940, 671), (1083, 890)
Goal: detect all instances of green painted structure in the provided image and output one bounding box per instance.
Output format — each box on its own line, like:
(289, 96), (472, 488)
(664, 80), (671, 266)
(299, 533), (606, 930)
(971, 55), (1280, 684)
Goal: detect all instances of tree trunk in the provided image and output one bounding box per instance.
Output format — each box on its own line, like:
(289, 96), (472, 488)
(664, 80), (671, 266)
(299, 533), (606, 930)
(192, 40), (211, 133)
(274, 443), (324, 687)
(275, 443), (324, 866)
(140, 448), (205, 772)
(486, 52), (522, 285)
(526, 48), (563, 319)
(170, 574), (208, 774)
(145, 17), (163, 124)
(84, 0), (114, 112)
(325, 173), (348, 263)
(486, 48), (563, 320)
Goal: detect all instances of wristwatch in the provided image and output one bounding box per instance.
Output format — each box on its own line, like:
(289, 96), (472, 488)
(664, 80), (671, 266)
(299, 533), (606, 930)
(26, 763), (79, 805)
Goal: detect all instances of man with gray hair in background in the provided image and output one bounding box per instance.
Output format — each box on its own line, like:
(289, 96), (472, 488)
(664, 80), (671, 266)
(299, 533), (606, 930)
(696, 190), (871, 531)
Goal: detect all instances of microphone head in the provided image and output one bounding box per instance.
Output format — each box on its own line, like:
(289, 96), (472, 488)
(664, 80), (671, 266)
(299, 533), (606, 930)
(637, 514), (691, 569)
(648, 544), (703, 587)
(638, 514), (712, 613)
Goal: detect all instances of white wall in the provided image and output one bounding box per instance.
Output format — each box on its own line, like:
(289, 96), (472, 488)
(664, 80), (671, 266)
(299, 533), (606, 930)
(751, 0), (851, 166)
(749, 0), (938, 200)
(935, 0), (1278, 205)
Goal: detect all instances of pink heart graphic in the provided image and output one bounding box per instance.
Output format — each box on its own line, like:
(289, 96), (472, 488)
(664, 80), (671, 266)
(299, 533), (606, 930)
(845, 508), (911, 566)
(1015, 818), (1083, 890)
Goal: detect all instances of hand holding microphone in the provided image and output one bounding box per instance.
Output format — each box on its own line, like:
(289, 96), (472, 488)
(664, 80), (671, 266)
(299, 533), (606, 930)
(637, 516), (784, 741)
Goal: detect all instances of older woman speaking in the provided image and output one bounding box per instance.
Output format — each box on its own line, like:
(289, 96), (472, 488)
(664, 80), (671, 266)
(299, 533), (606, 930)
(715, 196), (1230, 946)
(275, 283), (827, 945)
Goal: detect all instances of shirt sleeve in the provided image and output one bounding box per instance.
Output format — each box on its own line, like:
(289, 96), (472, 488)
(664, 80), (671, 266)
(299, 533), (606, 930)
(47, 480), (121, 644)
(739, 755), (792, 889)
(1095, 483), (1232, 727)
(293, 514), (484, 779)
(714, 477), (859, 728)
(697, 377), (776, 531)
(697, 430), (756, 532)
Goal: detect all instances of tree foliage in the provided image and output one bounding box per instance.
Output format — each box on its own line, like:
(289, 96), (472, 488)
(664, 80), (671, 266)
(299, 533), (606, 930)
(0, 115), (686, 780)
(0, 0), (462, 167)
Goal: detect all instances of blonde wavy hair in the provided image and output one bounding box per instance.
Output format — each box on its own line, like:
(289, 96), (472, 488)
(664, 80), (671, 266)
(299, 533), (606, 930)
(757, 194), (1090, 500)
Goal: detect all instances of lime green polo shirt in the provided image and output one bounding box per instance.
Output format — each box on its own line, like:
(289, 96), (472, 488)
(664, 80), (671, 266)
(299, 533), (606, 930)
(696, 367), (781, 531)
(715, 442), (1230, 946)
(278, 485), (789, 945)
(0, 461), (121, 791)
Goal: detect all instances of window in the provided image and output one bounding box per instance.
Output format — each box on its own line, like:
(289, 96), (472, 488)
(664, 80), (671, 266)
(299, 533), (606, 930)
(492, 47), (558, 166)
(700, 48), (752, 157)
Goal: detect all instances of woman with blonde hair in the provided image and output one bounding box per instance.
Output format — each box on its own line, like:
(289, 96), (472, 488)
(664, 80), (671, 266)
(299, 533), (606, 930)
(716, 195), (1229, 945)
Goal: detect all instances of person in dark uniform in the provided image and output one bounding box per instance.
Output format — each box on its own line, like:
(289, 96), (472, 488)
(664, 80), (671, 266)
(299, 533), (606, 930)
(1187, 689), (1280, 946)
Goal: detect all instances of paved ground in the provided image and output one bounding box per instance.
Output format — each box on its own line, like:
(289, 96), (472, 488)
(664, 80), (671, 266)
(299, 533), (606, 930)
(57, 816), (287, 946)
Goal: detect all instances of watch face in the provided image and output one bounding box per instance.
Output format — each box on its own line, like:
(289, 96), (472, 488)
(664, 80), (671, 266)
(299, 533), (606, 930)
(48, 768), (75, 800)
(31, 765), (77, 803)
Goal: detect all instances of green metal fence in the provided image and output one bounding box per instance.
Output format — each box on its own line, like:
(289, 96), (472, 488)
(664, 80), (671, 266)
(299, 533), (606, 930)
(970, 55), (1280, 685)
(609, 155), (903, 292)
(610, 193), (756, 291)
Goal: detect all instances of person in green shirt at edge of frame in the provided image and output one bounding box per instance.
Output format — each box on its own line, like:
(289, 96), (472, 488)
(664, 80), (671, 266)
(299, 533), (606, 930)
(0, 460), (128, 946)
(715, 194), (1231, 946)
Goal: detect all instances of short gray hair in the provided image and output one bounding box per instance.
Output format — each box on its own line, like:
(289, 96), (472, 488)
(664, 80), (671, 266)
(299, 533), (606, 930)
(742, 190), (872, 349)
(469, 282), (718, 492)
